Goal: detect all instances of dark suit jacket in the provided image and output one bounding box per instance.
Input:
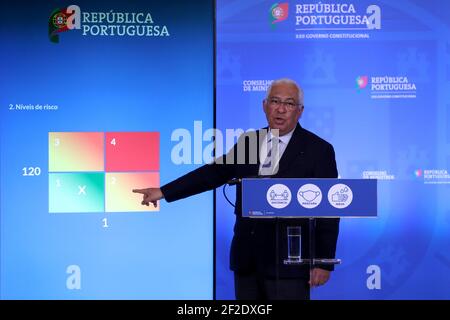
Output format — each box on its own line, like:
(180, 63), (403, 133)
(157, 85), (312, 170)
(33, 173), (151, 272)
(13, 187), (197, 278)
(161, 123), (340, 279)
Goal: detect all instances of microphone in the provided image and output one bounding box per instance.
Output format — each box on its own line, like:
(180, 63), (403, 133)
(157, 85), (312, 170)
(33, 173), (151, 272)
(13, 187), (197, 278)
(226, 175), (265, 186)
(227, 178), (242, 186)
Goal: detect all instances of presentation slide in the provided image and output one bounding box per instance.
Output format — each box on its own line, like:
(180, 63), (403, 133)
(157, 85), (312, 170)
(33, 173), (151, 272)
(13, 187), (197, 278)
(1, 0), (214, 299)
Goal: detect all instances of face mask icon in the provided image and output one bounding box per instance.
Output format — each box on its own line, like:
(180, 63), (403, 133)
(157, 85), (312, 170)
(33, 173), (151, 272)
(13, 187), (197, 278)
(298, 190), (321, 202)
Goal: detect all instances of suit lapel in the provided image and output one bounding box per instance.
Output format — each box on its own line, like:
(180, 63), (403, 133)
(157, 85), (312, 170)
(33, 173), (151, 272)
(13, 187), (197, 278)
(245, 129), (266, 177)
(275, 123), (307, 176)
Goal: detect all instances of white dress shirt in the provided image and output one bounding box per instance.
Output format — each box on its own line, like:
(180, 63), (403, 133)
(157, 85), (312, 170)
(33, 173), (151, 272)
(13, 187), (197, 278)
(259, 127), (295, 176)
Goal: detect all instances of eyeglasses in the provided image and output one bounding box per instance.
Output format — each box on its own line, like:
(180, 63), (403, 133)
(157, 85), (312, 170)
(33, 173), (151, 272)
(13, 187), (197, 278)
(266, 97), (302, 110)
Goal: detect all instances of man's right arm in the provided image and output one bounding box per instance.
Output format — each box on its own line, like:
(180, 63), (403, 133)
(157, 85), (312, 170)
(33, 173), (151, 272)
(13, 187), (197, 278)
(160, 157), (236, 202)
(133, 131), (257, 206)
(133, 141), (241, 206)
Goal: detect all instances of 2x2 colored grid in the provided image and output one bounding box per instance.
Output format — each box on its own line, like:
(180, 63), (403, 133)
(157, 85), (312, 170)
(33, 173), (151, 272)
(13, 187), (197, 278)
(48, 132), (159, 213)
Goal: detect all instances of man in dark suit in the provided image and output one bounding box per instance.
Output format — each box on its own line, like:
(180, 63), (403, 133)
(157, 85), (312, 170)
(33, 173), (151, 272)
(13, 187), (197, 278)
(133, 78), (339, 300)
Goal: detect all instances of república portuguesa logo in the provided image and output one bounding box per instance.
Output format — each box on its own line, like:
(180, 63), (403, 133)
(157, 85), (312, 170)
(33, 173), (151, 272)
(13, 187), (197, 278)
(356, 75), (417, 99)
(49, 6), (77, 43)
(293, 3), (381, 40)
(356, 75), (368, 89)
(295, 3), (381, 30)
(270, 3), (289, 28)
(48, 5), (170, 43)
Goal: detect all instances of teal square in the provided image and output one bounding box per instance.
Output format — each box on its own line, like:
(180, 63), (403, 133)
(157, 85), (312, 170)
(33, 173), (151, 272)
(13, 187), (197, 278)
(49, 173), (105, 213)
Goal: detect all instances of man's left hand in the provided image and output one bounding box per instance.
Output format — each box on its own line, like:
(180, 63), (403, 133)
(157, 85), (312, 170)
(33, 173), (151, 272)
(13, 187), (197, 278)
(309, 268), (330, 288)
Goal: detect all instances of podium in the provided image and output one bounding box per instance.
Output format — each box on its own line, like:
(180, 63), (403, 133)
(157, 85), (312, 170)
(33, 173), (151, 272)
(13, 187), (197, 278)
(240, 178), (377, 270)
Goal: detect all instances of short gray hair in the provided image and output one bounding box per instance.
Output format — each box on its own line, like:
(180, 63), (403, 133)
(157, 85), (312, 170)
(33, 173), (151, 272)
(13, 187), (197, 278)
(265, 78), (304, 106)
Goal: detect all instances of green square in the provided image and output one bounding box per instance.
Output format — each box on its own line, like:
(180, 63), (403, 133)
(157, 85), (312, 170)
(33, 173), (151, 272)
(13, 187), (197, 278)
(49, 173), (105, 213)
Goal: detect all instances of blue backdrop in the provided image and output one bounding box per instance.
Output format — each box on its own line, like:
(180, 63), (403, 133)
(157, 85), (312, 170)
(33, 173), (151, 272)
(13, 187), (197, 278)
(1, 0), (449, 300)
(216, 0), (450, 299)
(0, 0), (214, 299)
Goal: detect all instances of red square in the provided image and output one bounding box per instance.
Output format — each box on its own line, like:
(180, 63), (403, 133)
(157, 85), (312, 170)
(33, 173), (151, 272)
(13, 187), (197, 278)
(105, 132), (159, 172)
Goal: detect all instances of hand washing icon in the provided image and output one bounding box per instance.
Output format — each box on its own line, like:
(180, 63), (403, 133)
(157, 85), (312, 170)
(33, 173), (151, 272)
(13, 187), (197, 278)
(298, 190), (321, 202)
(327, 184), (353, 209)
(331, 192), (348, 202)
(331, 187), (349, 203)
